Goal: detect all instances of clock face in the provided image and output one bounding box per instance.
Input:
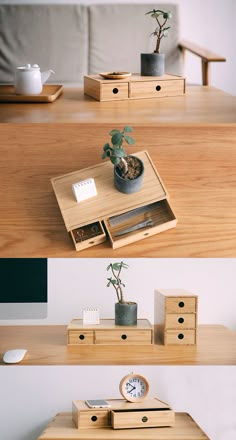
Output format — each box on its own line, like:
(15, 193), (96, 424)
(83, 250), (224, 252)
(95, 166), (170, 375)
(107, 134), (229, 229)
(119, 374), (149, 402)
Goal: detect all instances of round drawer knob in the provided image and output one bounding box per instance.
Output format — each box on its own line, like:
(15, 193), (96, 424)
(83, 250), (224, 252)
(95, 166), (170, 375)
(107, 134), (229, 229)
(178, 333), (184, 340)
(178, 317), (184, 324)
(113, 88), (119, 94)
(121, 334), (127, 340)
(79, 334), (85, 340)
(142, 416), (148, 422)
(178, 301), (185, 308)
(156, 85), (161, 91)
(91, 416), (97, 422)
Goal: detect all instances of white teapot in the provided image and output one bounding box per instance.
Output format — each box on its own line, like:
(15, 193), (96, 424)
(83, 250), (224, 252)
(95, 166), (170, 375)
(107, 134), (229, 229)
(14, 64), (54, 95)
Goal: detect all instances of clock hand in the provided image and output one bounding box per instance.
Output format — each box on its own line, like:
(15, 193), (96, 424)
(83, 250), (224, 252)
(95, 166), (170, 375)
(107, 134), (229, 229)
(127, 385), (136, 393)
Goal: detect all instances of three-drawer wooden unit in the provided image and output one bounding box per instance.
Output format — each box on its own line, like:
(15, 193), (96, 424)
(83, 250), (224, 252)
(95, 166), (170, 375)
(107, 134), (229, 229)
(72, 398), (175, 430)
(67, 319), (153, 346)
(84, 74), (185, 101)
(154, 289), (198, 345)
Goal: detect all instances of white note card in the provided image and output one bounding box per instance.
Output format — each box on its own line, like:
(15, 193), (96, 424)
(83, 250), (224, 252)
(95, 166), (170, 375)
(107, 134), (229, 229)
(72, 178), (97, 203)
(83, 308), (100, 325)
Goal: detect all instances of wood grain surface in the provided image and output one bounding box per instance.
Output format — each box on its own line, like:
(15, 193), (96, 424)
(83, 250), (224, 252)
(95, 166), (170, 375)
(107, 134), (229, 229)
(0, 124), (236, 257)
(1, 325), (236, 365)
(37, 412), (209, 439)
(0, 86), (235, 124)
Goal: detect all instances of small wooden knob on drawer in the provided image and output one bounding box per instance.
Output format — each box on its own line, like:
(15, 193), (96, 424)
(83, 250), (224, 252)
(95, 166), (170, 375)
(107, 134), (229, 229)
(91, 416), (97, 422)
(178, 333), (184, 340)
(178, 301), (185, 308)
(121, 334), (127, 340)
(156, 85), (161, 91)
(113, 88), (119, 94)
(79, 334), (85, 340)
(178, 317), (184, 324)
(142, 416), (148, 422)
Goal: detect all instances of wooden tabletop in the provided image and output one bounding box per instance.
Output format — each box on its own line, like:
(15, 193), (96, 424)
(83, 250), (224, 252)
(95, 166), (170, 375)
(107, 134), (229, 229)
(0, 85), (235, 124)
(37, 412), (209, 439)
(1, 124), (236, 257)
(1, 325), (236, 365)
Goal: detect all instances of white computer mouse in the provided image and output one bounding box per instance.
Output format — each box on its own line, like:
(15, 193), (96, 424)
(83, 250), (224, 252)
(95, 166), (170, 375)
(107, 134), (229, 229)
(3, 349), (27, 364)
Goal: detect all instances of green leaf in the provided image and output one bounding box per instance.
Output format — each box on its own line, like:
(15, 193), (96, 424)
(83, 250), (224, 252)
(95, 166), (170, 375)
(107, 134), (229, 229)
(121, 262), (129, 269)
(109, 129), (121, 135)
(123, 126), (133, 133)
(124, 135), (135, 145)
(113, 147), (126, 158)
(103, 142), (111, 151)
(111, 132), (123, 146)
(102, 151), (109, 159)
(112, 262), (122, 271)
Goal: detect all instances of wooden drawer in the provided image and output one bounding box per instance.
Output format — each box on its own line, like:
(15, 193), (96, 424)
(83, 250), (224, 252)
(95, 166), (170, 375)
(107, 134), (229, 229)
(130, 79), (184, 99)
(166, 297), (197, 313)
(68, 330), (94, 345)
(165, 313), (196, 329)
(105, 199), (177, 250)
(70, 221), (106, 251)
(111, 408), (175, 429)
(75, 410), (109, 429)
(165, 329), (196, 345)
(100, 83), (128, 101)
(95, 329), (152, 345)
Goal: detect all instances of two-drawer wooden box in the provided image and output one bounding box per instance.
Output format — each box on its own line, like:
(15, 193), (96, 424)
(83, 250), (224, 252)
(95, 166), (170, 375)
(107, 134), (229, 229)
(51, 151), (177, 251)
(37, 412), (210, 440)
(67, 319), (153, 346)
(72, 398), (175, 430)
(154, 289), (198, 345)
(84, 74), (185, 101)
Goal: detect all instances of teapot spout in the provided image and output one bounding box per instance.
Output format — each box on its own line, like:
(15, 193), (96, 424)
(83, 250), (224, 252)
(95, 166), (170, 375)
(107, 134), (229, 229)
(41, 69), (55, 85)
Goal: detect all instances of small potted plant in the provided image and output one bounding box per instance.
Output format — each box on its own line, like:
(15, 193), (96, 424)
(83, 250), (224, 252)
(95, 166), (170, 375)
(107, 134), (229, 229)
(102, 126), (144, 194)
(106, 261), (137, 326)
(141, 9), (172, 76)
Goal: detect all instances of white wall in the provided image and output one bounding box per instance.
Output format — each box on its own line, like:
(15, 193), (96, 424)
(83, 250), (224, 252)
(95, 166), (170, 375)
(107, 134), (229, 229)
(1, 258), (236, 330)
(0, 365), (235, 440)
(0, 0), (235, 94)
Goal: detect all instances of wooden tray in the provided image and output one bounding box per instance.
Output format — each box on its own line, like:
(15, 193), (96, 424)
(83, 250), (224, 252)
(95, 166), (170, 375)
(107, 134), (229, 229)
(0, 85), (63, 102)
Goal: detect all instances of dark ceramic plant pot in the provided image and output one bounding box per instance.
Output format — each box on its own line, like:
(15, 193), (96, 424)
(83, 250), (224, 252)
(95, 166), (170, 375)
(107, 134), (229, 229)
(115, 302), (138, 326)
(114, 156), (144, 194)
(141, 53), (165, 76)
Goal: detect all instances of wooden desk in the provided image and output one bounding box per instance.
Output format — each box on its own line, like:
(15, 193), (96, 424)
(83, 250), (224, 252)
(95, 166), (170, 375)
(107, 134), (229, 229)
(1, 124), (236, 257)
(0, 86), (235, 124)
(1, 325), (236, 365)
(37, 412), (209, 440)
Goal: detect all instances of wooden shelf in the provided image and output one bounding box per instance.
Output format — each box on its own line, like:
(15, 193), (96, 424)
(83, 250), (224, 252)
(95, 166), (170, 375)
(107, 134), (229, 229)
(1, 124), (236, 257)
(37, 412), (209, 439)
(1, 325), (236, 365)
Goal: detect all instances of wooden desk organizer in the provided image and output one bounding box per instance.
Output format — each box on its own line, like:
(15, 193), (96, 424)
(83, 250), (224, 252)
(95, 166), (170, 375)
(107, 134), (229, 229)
(84, 74), (185, 101)
(154, 289), (198, 345)
(72, 398), (175, 430)
(67, 319), (153, 346)
(51, 151), (177, 251)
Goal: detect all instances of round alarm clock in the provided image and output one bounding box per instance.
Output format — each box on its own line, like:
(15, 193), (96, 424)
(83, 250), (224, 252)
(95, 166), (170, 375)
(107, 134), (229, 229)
(119, 373), (149, 402)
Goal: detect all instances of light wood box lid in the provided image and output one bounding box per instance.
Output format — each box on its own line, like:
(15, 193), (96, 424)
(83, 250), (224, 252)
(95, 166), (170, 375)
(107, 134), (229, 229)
(51, 151), (168, 232)
(85, 73), (185, 84)
(155, 289), (198, 298)
(67, 319), (153, 331)
(73, 398), (170, 412)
